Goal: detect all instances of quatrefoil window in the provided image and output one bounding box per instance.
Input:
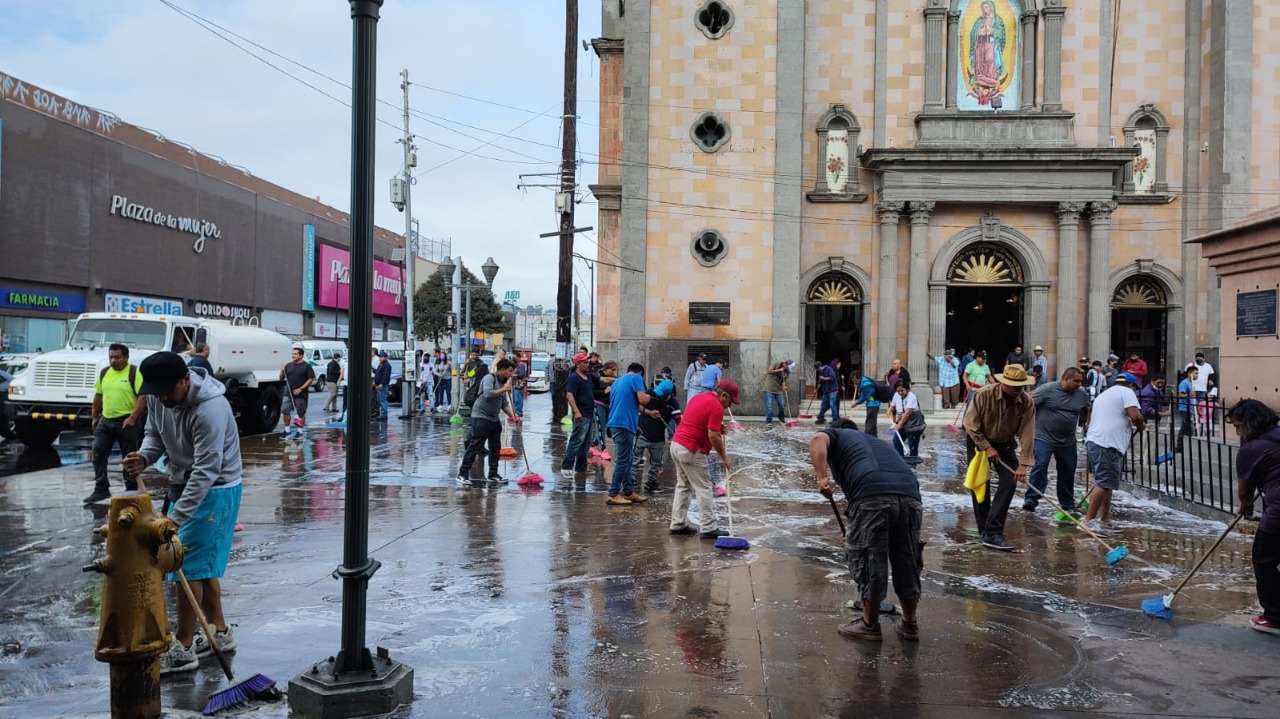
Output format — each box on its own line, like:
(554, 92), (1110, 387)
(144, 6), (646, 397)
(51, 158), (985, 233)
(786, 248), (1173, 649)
(691, 112), (730, 153)
(695, 1), (735, 39)
(691, 230), (729, 267)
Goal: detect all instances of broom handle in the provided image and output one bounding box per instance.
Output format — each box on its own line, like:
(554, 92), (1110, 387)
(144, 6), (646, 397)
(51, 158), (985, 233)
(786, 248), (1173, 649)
(1168, 509), (1249, 599)
(176, 568), (234, 681)
(996, 459), (1118, 551)
(506, 394), (533, 475)
(827, 494), (847, 537)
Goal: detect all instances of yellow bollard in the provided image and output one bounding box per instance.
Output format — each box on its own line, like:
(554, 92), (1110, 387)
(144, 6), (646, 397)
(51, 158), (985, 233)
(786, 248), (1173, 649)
(83, 494), (183, 719)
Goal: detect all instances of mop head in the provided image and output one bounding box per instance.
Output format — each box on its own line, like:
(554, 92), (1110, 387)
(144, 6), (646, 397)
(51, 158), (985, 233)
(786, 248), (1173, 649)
(715, 535), (750, 550)
(202, 673), (279, 715)
(1105, 545), (1130, 565)
(517, 473), (544, 486)
(785, 420), (800, 428)
(1141, 595), (1174, 620)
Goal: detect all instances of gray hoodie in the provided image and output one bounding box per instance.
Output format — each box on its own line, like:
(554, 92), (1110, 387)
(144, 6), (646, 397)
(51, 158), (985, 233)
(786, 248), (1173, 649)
(138, 368), (243, 526)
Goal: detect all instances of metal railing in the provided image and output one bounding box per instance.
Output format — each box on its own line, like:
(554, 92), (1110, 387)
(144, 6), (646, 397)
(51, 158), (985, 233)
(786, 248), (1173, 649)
(1123, 391), (1240, 514)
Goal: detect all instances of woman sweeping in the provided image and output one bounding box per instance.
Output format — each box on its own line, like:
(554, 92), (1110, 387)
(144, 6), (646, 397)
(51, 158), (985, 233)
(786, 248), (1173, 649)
(1228, 399), (1280, 636)
(889, 380), (925, 465)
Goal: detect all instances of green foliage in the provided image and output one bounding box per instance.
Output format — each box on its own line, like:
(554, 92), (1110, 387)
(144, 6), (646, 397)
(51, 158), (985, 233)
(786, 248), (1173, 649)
(413, 264), (511, 343)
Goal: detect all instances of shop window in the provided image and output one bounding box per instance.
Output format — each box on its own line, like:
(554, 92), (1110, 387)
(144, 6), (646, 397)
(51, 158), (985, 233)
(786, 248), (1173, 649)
(691, 229), (729, 267)
(1120, 104), (1173, 203)
(691, 112), (731, 153)
(808, 104), (867, 202)
(695, 1), (734, 40)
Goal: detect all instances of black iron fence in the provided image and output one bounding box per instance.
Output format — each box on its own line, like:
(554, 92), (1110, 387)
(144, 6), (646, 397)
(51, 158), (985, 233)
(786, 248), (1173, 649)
(1122, 390), (1241, 514)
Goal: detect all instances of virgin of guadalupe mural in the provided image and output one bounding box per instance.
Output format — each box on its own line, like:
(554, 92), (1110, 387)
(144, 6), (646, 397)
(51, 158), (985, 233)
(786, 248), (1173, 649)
(957, 0), (1021, 111)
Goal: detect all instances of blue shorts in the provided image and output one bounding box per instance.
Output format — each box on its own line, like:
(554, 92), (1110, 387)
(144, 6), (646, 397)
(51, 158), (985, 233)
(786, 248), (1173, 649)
(1085, 442), (1123, 491)
(169, 482), (242, 582)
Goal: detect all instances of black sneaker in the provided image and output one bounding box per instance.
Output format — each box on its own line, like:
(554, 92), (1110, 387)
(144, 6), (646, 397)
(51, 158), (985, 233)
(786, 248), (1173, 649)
(1022, 502), (1037, 512)
(980, 535), (1015, 551)
(456, 472), (470, 484)
(487, 474), (506, 484)
(699, 528), (729, 539)
(814, 419), (827, 426)
(668, 526), (699, 535)
(905, 456), (924, 465)
(644, 482), (664, 494)
(82, 488), (111, 504)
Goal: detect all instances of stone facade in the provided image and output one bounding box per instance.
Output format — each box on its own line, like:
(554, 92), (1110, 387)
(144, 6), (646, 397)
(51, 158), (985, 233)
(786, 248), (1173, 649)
(591, 0), (1280, 412)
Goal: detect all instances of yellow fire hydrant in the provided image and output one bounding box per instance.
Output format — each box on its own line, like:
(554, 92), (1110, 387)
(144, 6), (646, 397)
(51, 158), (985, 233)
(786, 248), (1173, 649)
(83, 494), (183, 719)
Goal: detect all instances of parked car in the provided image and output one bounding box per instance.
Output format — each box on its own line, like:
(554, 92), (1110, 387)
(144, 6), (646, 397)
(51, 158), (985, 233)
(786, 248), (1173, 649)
(0, 353), (37, 378)
(527, 353), (551, 393)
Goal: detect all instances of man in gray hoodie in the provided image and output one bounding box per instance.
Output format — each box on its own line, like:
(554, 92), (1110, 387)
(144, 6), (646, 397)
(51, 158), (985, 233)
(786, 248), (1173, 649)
(124, 352), (243, 675)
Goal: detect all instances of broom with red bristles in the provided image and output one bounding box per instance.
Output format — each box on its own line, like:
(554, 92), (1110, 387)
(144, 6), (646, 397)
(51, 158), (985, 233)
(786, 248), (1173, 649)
(507, 396), (543, 485)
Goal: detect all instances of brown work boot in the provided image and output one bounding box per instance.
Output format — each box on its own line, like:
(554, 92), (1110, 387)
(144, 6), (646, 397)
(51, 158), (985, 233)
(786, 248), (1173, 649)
(837, 618), (882, 642)
(623, 493), (648, 504)
(894, 619), (919, 641)
(605, 495), (632, 506)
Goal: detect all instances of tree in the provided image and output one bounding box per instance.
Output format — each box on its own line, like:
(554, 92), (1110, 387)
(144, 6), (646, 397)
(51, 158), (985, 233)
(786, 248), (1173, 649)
(413, 264), (510, 345)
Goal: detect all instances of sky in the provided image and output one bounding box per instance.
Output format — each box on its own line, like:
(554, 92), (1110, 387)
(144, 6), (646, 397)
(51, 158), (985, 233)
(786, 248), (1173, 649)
(0, 0), (603, 312)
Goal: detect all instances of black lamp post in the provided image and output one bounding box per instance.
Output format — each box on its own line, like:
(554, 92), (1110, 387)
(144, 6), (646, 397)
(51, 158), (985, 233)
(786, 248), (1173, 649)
(288, 2), (413, 715)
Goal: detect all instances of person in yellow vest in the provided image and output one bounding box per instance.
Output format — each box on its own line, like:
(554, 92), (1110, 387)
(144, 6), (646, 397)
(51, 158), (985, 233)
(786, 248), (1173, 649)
(83, 343), (146, 504)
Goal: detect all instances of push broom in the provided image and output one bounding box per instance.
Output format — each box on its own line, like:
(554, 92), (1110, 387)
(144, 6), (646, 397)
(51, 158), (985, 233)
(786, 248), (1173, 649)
(1142, 503), (1251, 620)
(784, 387), (800, 428)
(1001, 460), (1129, 564)
(714, 469), (750, 551)
(798, 365), (815, 419)
(945, 402), (966, 433)
(507, 396), (543, 485)
(727, 407), (743, 431)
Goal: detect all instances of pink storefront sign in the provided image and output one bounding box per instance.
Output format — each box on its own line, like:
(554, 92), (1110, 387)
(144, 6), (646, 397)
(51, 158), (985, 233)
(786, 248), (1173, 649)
(315, 244), (404, 317)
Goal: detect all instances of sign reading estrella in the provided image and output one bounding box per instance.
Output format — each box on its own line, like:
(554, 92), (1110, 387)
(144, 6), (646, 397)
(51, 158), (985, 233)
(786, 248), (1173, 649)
(104, 292), (183, 315)
(0, 288), (86, 314)
(302, 225), (316, 312)
(315, 245), (403, 317)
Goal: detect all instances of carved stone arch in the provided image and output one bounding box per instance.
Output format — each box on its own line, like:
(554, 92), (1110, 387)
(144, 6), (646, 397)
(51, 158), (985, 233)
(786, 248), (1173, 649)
(808, 104), (866, 202)
(1122, 103), (1172, 195)
(930, 219), (1049, 286)
(800, 259), (872, 304)
(1107, 261), (1182, 309)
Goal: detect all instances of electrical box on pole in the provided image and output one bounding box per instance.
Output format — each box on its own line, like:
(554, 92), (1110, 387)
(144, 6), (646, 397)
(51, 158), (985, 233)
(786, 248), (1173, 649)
(389, 178), (406, 211)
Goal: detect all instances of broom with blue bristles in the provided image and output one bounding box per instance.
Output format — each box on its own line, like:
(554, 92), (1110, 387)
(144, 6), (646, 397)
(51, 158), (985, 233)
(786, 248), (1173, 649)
(999, 459), (1130, 565)
(1142, 506), (1250, 620)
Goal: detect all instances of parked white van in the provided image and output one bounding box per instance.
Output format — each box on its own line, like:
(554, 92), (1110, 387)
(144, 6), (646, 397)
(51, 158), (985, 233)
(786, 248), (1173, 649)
(297, 340), (348, 392)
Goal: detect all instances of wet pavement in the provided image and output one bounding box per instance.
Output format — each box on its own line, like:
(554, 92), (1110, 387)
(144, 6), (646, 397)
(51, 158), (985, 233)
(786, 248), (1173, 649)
(2, 395), (1279, 718)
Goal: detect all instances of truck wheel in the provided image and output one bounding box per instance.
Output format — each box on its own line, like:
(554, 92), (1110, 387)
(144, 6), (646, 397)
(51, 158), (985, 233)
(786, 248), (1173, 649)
(313, 376), (326, 393)
(239, 386), (282, 435)
(14, 418), (61, 448)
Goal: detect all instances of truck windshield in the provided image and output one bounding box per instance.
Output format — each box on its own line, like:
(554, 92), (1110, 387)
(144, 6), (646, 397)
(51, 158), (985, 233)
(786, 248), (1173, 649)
(68, 319), (168, 350)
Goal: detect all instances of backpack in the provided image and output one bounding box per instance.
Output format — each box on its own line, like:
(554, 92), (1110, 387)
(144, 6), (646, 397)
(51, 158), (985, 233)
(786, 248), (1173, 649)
(463, 373), (488, 407)
(871, 379), (893, 403)
(100, 364), (138, 389)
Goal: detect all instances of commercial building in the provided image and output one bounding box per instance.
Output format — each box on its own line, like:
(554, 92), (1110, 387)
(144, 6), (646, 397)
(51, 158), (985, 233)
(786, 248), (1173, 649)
(0, 71), (409, 354)
(588, 1), (1278, 410)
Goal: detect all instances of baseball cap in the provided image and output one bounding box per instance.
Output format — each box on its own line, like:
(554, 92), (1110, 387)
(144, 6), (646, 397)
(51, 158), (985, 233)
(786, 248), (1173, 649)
(697, 353), (707, 360)
(654, 379), (674, 397)
(944, 348), (955, 356)
(1116, 372), (1139, 385)
(139, 351), (190, 396)
(718, 380), (741, 404)
(378, 350), (389, 357)
(572, 352), (589, 364)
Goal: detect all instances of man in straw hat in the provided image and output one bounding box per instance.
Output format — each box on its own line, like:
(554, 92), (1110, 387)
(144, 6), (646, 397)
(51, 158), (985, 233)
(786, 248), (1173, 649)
(963, 364), (1038, 551)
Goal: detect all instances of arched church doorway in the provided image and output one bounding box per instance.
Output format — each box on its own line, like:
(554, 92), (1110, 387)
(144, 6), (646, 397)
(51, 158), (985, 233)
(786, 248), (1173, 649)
(944, 242), (1026, 359)
(805, 272), (865, 394)
(1110, 274), (1168, 376)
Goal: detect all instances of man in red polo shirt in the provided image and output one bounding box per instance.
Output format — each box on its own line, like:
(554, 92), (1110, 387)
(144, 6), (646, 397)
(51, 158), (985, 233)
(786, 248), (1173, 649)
(668, 380), (739, 539)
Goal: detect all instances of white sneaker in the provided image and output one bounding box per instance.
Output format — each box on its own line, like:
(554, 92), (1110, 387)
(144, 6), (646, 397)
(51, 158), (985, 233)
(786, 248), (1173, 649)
(192, 625), (236, 657)
(1085, 519), (1116, 537)
(560, 468), (575, 479)
(158, 637), (198, 675)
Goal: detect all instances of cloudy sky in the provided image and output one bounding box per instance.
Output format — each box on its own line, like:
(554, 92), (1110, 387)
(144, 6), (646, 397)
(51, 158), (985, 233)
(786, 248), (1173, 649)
(0, 0), (602, 311)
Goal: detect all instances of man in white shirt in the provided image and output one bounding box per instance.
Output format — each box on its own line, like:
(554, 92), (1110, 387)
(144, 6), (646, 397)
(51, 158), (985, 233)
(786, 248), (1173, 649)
(1082, 373), (1145, 535)
(1185, 352), (1215, 399)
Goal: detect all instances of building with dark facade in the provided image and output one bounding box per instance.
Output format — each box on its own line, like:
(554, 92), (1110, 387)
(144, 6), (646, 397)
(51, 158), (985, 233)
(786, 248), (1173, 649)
(0, 71), (407, 354)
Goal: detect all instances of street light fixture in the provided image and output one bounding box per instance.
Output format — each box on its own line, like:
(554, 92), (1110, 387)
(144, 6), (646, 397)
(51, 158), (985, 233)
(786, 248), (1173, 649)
(435, 256), (499, 419)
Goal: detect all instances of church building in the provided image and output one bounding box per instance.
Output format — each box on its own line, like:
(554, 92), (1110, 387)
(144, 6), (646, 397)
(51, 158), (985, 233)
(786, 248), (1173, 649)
(589, 0), (1278, 410)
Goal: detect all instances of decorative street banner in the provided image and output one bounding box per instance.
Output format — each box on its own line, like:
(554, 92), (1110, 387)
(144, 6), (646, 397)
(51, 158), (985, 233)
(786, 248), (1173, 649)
(302, 224), (316, 312)
(315, 244), (404, 317)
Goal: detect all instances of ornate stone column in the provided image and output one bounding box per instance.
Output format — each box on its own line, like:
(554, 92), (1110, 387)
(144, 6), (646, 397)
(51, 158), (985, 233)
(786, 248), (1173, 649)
(1024, 283), (1051, 364)
(929, 284), (948, 383)
(945, 11), (960, 110)
(1055, 202), (1085, 371)
(1041, 1), (1066, 112)
(924, 2), (947, 112)
(1087, 201), (1118, 361)
(876, 201), (904, 373)
(1019, 9), (1038, 110)
(908, 201), (935, 388)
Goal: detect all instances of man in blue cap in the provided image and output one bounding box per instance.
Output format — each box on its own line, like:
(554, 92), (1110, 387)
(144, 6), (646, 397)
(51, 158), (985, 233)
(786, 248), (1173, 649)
(1082, 372), (1145, 535)
(373, 350), (392, 420)
(635, 378), (680, 494)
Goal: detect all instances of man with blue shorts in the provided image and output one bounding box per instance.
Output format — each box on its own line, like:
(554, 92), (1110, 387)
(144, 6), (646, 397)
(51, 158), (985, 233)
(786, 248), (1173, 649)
(125, 351), (244, 675)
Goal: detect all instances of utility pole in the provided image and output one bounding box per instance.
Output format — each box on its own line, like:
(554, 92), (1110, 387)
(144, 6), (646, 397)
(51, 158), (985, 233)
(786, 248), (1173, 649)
(552, 0), (579, 420)
(398, 68), (417, 419)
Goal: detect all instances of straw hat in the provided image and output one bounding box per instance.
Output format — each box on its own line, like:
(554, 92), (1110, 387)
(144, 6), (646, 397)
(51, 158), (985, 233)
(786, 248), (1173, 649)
(994, 364), (1036, 387)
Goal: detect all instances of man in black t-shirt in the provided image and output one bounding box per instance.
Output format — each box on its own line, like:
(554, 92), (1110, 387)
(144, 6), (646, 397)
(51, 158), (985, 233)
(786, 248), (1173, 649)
(561, 353), (598, 476)
(810, 419), (923, 642)
(280, 346), (316, 431)
(324, 352), (345, 413)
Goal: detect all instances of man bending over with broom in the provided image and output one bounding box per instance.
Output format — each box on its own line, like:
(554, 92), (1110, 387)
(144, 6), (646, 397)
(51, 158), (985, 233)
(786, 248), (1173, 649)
(124, 352), (243, 674)
(811, 418), (923, 642)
